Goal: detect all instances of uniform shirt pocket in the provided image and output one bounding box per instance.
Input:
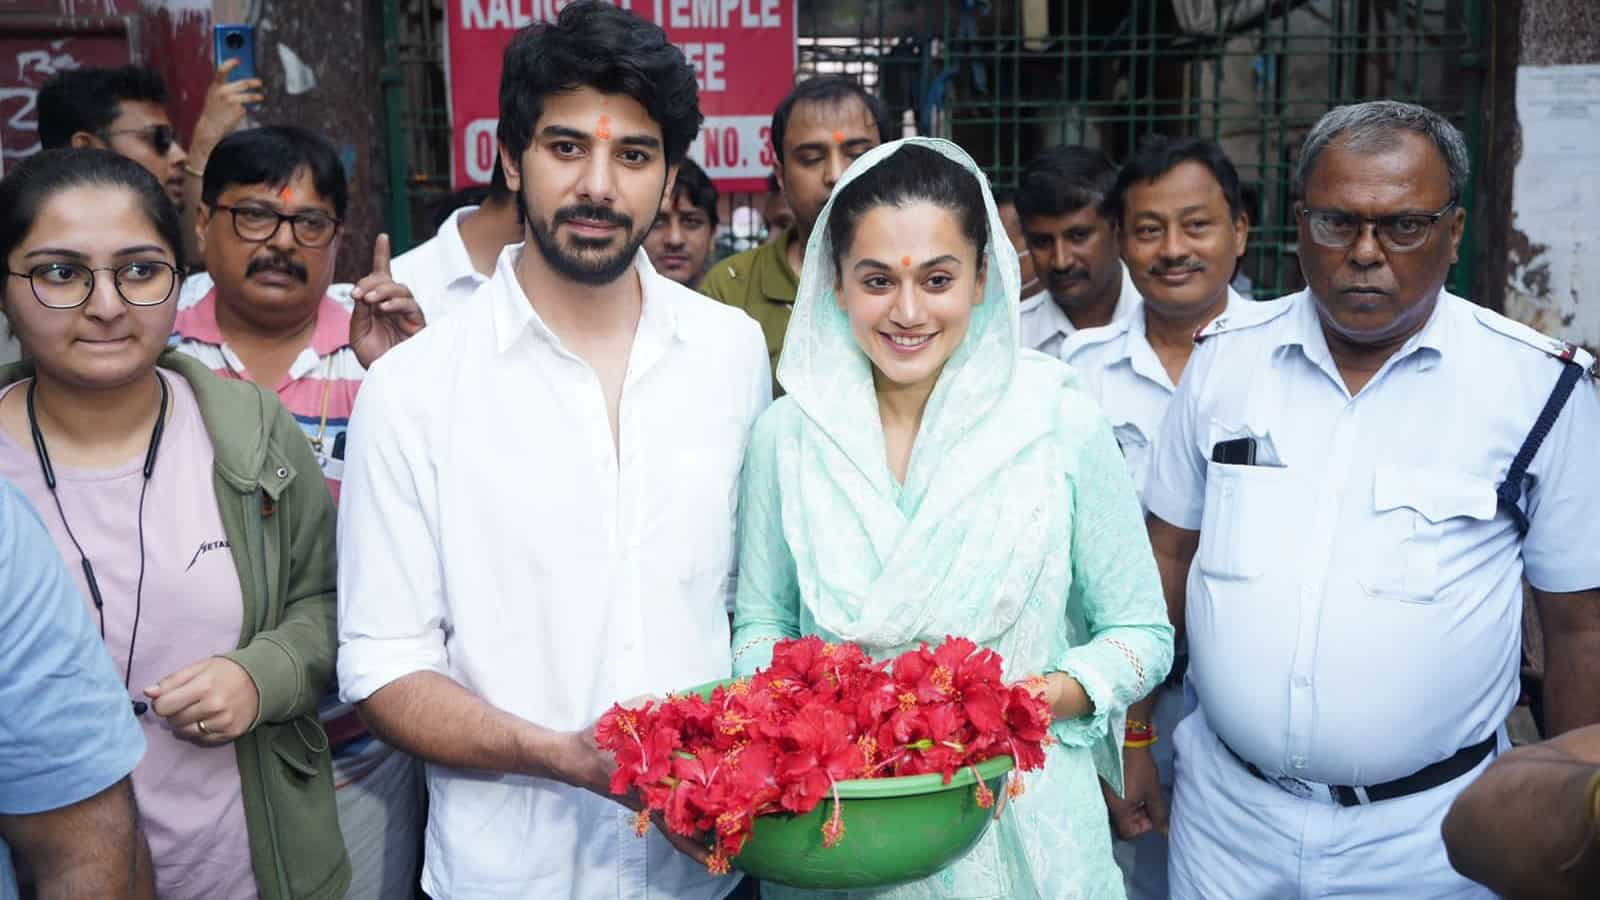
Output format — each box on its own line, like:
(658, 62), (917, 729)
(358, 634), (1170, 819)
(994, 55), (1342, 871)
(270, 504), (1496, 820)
(1196, 459), (1293, 580)
(1363, 464), (1498, 603)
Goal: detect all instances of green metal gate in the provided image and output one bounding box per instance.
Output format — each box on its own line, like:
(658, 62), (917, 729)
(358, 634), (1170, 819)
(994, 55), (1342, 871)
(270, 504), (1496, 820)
(378, 0), (1486, 298)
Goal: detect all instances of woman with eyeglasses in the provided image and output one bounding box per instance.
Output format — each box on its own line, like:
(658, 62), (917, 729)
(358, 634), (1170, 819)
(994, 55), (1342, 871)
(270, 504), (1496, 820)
(0, 148), (349, 900)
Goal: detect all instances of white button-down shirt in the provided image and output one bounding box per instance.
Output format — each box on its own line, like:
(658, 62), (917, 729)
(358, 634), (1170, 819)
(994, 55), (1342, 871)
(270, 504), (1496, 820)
(390, 205), (490, 324)
(1146, 289), (1600, 787)
(1063, 287), (1247, 502)
(1018, 264), (1140, 360)
(337, 246), (770, 899)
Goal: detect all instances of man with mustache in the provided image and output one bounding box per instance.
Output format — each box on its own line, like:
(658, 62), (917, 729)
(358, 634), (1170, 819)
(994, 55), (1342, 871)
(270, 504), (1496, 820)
(1061, 135), (1249, 900)
(171, 124), (425, 899)
(336, 4), (770, 897)
(1146, 100), (1600, 899)
(1015, 145), (1140, 359)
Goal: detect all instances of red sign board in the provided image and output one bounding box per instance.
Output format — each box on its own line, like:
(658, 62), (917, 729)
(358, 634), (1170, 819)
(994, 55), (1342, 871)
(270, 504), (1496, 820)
(446, 0), (795, 193)
(1, 24), (136, 176)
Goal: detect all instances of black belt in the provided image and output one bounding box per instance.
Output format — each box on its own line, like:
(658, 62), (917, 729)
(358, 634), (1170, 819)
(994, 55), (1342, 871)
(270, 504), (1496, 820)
(1221, 735), (1497, 807)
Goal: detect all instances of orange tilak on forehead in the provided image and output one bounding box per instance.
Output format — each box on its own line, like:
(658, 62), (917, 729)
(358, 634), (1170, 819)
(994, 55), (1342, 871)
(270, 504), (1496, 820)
(901, 256), (913, 268)
(596, 115), (613, 140)
(277, 184), (296, 203)
(832, 130), (846, 144)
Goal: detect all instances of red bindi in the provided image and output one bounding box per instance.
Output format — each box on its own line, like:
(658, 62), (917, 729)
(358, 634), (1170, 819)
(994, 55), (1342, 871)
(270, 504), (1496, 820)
(901, 256), (913, 268)
(832, 130), (846, 144)
(596, 115), (613, 140)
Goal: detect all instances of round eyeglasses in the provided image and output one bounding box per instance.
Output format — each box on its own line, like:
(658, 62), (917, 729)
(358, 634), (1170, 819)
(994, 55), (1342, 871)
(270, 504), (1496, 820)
(5, 261), (179, 310)
(1299, 200), (1457, 253)
(211, 204), (341, 248)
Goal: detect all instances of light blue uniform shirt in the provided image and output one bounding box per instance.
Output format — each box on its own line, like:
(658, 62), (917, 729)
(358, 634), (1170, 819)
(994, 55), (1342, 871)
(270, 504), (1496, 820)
(1146, 289), (1600, 787)
(1062, 288), (1247, 503)
(0, 479), (146, 899)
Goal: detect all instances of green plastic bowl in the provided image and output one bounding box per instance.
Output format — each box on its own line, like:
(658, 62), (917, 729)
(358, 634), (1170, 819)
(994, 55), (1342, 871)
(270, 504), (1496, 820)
(683, 679), (1013, 890)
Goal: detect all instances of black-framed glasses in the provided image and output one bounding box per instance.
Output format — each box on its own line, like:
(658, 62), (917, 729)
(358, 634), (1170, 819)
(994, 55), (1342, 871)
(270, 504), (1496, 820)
(5, 261), (179, 310)
(212, 204), (342, 248)
(102, 124), (178, 156)
(1299, 200), (1457, 253)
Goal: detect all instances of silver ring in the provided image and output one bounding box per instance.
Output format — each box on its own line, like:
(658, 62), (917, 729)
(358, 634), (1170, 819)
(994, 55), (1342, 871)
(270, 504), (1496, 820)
(197, 719), (211, 736)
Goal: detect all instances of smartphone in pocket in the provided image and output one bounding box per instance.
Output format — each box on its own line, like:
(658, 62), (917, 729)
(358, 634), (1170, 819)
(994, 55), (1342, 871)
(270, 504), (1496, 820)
(1211, 437), (1258, 466)
(214, 24), (258, 83)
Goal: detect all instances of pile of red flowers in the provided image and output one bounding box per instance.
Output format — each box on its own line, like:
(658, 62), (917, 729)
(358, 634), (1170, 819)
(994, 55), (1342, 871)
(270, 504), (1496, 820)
(595, 635), (1054, 874)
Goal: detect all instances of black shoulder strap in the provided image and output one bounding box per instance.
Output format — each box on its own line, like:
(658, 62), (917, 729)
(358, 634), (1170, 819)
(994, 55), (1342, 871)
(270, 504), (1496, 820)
(1495, 361), (1584, 537)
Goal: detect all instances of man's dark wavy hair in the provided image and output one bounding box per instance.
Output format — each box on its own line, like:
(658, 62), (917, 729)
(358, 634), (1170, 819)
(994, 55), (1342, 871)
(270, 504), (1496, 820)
(496, 2), (702, 166)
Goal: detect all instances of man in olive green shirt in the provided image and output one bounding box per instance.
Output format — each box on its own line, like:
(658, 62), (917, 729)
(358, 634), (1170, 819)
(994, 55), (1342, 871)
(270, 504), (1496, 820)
(699, 76), (892, 385)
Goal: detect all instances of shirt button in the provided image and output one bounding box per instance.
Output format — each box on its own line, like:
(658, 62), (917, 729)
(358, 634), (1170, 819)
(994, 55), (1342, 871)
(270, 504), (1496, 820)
(1290, 756), (1307, 769)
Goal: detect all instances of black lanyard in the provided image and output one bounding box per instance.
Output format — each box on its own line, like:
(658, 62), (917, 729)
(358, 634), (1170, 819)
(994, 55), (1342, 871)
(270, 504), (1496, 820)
(27, 374), (168, 716)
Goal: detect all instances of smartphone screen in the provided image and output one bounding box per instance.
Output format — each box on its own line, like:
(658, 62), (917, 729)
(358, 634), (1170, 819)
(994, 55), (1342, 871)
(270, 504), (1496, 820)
(214, 24), (258, 83)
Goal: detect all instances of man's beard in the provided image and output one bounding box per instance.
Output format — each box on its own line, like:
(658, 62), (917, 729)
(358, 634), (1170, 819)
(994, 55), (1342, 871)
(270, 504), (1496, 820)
(526, 202), (651, 287)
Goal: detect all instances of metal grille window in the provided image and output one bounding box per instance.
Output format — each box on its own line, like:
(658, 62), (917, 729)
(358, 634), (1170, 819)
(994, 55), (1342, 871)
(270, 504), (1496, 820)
(379, 0), (1484, 298)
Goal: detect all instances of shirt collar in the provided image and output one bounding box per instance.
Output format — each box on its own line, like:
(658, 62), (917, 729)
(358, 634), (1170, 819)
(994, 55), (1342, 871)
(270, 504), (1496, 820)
(1037, 262), (1140, 343)
(1279, 287), (1452, 377)
(1117, 285), (1248, 390)
(172, 286), (351, 357)
(755, 225), (800, 305)
(438, 204), (488, 288)
(490, 245), (684, 355)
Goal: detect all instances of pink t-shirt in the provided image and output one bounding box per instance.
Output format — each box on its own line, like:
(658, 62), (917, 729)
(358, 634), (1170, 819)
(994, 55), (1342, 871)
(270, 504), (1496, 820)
(0, 375), (257, 900)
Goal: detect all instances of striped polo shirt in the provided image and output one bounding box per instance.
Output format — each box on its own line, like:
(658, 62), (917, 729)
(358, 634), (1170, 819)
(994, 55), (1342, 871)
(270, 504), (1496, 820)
(171, 287), (390, 783)
(171, 287), (364, 504)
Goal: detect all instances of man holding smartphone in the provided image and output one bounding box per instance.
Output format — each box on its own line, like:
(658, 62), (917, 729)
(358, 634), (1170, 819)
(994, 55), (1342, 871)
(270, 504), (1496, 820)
(38, 61), (263, 268)
(1145, 100), (1600, 899)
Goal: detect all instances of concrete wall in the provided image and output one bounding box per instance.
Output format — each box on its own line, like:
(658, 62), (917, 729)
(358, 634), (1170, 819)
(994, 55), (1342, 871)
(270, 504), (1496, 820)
(1500, 0), (1600, 354)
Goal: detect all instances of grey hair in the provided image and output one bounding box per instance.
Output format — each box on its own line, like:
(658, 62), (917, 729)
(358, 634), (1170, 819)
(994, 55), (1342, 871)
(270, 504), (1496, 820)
(1295, 100), (1470, 202)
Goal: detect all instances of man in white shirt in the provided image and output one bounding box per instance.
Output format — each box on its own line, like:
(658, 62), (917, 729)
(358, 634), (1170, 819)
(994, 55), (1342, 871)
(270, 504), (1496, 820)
(1062, 135), (1250, 900)
(335, 6), (770, 899)
(1015, 145), (1138, 358)
(1146, 100), (1600, 899)
(389, 158), (523, 323)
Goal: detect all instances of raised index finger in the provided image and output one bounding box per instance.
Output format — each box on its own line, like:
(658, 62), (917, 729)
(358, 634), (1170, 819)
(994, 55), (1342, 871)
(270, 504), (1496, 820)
(372, 233), (392, 277)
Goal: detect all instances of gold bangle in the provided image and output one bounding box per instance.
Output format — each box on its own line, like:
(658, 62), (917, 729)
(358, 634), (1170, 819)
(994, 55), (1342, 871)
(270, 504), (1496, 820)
(183, 163), (204, 178)
(1124, 737), (1157, 749)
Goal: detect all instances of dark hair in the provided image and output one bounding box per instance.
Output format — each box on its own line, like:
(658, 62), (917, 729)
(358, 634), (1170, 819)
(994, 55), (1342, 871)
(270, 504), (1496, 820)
(1106, 136), (1245, 224)
(488, 151), (512, 200)
(670, 158), (719, 228)
(497, 1), (701, 167)
(771, 75), (894, 166)
(1013, 145), (1116, 222)
(0, 149), (184, 307)
(201, 125), (349, 218)
(992, 188), (1016, 208)
(826, 145), (988, 273)
(37, 66), (169, 150)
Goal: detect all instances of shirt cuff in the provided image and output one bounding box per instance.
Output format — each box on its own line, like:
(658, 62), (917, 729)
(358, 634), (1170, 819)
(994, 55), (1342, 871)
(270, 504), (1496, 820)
(337, 633), (448, 704)
(225, 636), (304, 728)
(1049, 649), (1117, 748)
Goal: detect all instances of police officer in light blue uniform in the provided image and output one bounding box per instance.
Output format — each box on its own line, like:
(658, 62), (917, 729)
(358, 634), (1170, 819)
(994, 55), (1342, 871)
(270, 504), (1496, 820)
(1063, 135), (1252, 900)
(1145, 100), (1600, 899)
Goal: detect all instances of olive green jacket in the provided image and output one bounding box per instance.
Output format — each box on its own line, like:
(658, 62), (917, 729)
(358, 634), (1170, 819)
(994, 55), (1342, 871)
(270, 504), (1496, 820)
(0, 350), (351, 900)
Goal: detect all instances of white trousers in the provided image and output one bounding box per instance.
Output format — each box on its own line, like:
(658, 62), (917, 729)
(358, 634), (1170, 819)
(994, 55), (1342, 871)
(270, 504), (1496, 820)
(1168, 706), (1497, 900)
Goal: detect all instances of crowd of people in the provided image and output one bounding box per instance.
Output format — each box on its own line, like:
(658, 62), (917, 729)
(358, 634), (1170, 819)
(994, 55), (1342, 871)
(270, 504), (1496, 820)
(1, 3), (1597, 900)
